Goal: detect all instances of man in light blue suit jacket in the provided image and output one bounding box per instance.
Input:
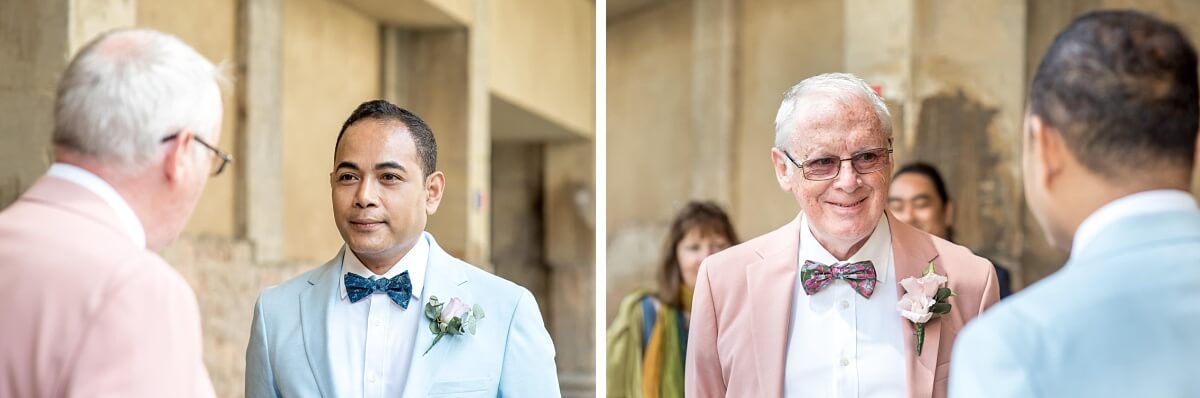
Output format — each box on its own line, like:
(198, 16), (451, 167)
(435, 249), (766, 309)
(950, 10), (1200, 398)
(246, 100), (560, 397)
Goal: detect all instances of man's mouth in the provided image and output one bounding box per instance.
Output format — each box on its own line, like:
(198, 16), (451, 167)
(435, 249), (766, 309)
(349, 219), (386, 231)
(827, 197), (867, 208)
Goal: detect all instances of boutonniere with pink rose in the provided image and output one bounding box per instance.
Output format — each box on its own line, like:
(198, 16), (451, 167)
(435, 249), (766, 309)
(896, 262), (953, 355)
(423, 295), (485, 355)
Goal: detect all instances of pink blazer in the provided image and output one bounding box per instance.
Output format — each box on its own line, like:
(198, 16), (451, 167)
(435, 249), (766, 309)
(685, 213), (999, 398)
(0, 176), (215, 397)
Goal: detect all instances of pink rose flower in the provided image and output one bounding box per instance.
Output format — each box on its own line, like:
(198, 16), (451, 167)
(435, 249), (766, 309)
(897, 292), (935, 323)
(900, 273), (948, 300)
(440, 297), (470, 323)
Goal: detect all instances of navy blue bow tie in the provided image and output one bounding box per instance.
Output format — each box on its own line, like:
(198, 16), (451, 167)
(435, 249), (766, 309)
(344, 271), (413, 309)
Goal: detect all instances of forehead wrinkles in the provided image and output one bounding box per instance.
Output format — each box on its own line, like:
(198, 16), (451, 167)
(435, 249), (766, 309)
(788, 94), (884, 154)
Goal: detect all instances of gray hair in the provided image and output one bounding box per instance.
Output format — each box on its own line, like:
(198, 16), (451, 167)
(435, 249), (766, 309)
(773, 72), (892, 148)
(52, 28), (225, 174)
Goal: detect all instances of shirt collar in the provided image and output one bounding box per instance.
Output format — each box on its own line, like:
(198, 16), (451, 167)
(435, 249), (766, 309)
(339, 233), (429, 300)
(800, 213), (892, 283)
(46, 163), (146, 249)
(1072, 189), (1198, 257)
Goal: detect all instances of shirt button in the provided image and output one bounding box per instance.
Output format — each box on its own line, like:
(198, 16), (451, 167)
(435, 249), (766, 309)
(368, 374), (377, 383)
(372, 319), (382, 327)
(840, 358), (850, 367)
(840, 300), (850, 309)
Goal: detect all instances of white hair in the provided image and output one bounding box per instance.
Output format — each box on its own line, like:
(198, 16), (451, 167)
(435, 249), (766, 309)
(52, 28), (225, 174)
(773, 72), (892, 149)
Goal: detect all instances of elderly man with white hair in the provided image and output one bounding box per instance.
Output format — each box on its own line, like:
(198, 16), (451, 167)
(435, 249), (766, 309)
(685, 73), (999, 398)
(0, 28), (225, 397)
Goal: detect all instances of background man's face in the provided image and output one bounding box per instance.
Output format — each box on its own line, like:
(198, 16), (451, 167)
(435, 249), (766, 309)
(331, 119), (430, 262)
(888, 173), (951, 239)
(781, 92), (891, 246)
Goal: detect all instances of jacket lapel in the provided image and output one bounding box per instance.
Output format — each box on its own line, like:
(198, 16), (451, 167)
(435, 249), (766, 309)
(403, 233), (470, 397)
(745, 215), (803, 396)
(887, 213), (940, 398)
(299, 250), (343, 398)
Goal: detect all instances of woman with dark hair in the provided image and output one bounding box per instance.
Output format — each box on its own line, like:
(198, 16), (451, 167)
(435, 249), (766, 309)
(606, 201), (739, 398)
(888, 161), (1014, 298)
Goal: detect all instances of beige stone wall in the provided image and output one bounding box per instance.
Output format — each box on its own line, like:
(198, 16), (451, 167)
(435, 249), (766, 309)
(281, 0), (380, 262)
(489, 0), (596, 138)
(605, 0), (694, 319)
(137, 0), (240, 238)
(0, 0), (69, 207)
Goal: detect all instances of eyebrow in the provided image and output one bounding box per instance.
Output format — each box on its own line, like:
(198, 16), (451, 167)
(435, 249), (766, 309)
(374, 161), (406, 172)
(335, 161), (407, 173)
(888, 193), (934, 202)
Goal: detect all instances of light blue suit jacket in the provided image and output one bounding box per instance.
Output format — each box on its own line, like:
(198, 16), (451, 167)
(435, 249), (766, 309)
(245, 233), (561, 397)
(949, 209), (1200, 397)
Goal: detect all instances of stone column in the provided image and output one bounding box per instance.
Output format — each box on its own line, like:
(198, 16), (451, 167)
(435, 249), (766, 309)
(237, 0), (284, 262)
(689, 0), (737, 205)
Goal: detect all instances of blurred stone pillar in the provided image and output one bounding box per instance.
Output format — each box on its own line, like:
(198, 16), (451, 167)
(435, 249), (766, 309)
(237, 0), (284, 263)
(545, 141), (596, 397)
(689, 0), (736, 206)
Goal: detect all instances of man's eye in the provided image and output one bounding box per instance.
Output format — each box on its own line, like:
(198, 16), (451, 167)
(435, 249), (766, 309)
(858, 152), (879, 162)
(382, 173), (401, 181)
(809, 157), (837, 167)
(338, 174), (358, 181)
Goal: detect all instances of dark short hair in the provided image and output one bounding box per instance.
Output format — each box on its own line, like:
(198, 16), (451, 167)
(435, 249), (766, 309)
(895, 162), (951, 205)
(335, 100), (437, 177)
(1030, 10), (1198, 177)
(657, 201), (739, 309)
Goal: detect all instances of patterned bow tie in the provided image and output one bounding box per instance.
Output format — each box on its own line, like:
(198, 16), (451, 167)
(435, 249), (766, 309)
(800, 260), (878, 298)
(344, 271), (413, 309)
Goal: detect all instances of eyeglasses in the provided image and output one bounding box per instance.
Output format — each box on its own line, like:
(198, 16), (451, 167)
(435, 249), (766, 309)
(780, 146), (893, 181)
(161, 133), (233, 176)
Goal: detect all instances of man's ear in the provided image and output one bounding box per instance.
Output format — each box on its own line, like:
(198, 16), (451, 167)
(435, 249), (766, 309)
(424, 171), (445, 215)
(1031, 115), (1066, 190)
(162, 130), (194, 184)
(771, 147), (794, 192)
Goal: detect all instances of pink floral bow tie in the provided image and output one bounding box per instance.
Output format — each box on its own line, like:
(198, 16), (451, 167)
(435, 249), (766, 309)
(800, 260), (878, 298)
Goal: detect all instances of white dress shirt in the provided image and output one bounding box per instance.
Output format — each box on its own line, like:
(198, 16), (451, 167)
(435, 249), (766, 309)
(784, 214), (907, 398)
(330, 235), (429, 398)
(46, 163), (146, 248)
(1072, 189), (1198, 259)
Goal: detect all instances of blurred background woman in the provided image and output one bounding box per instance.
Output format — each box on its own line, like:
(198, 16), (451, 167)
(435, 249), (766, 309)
(606, 201), (739, 398)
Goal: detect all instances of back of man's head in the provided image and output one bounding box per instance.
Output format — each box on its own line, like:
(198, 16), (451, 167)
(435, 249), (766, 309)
(53, 28), (224, 176)
(1030, 10), (1198, 180)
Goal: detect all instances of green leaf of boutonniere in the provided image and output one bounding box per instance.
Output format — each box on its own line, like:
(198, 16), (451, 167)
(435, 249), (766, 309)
(934, 287), (953, 302)
(422, 295), (484, 356)
(923, 261), (936, 276)
(930, 302), (951, 315)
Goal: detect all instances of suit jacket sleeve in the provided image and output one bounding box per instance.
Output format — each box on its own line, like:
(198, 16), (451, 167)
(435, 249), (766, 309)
(245, 294), (278, 398)
(685, 261), (725, 398)
(67, 258), (215, 398)
(498, 289), (561, 397)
